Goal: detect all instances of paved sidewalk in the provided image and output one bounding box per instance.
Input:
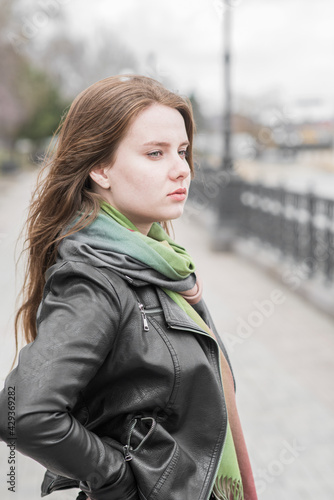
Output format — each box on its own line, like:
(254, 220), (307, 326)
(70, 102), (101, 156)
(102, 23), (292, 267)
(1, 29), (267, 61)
(175, 209), (334, 499)
(1, 170), (334, 499)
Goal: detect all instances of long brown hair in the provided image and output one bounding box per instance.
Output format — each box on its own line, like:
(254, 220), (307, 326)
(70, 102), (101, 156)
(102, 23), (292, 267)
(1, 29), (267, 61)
(15, 74), (195, 357)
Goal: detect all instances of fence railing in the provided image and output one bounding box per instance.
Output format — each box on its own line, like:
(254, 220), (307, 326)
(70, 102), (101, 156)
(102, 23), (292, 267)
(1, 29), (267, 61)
(189, 166), (334, 285)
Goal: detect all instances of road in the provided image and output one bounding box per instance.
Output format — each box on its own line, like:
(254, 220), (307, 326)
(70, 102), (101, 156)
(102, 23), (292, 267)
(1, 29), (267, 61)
(1, 169), (334, 499)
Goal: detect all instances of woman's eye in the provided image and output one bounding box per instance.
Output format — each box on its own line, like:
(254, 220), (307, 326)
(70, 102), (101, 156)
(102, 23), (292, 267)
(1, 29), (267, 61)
(147, 151), (162, 158)
(179, 149), (188, 158)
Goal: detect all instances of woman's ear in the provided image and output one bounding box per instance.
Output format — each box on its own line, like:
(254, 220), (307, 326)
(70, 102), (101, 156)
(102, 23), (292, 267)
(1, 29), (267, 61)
(89, 166), (111, 190)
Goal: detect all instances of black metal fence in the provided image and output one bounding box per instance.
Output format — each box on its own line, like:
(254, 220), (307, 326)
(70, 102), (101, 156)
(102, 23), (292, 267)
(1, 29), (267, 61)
(189, 166), (334, 285)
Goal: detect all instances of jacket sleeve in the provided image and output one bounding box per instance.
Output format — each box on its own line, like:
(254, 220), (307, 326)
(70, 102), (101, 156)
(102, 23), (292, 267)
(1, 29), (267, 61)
(0, 261), (138, 500)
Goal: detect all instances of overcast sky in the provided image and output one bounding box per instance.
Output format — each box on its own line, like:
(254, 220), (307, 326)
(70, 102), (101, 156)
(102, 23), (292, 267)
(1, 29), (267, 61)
(64, 0), (333, 118)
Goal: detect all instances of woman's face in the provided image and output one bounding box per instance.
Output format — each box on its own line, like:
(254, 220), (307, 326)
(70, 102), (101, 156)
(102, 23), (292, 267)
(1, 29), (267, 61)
(90, 103), (191, 235)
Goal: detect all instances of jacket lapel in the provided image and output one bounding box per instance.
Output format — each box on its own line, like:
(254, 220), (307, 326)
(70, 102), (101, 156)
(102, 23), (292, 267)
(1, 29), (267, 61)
(155, 288), (211, 336)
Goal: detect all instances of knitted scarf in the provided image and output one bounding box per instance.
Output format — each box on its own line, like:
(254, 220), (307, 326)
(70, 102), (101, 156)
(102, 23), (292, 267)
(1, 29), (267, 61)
(96, 202), (257, 500)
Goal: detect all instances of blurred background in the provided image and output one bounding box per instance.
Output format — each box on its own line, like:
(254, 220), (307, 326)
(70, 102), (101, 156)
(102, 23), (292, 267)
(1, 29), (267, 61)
(0, 0), (334, 499)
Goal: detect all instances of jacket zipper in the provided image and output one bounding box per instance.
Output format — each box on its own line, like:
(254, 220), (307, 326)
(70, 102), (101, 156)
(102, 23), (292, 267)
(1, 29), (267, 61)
(123, 416), (156, 461)
(131, 289), (150, 331)
(132, 416), (156, 452)
(123, 418), (138, 461)
(123, 444), (133, 461)
(167, 322), (228, 500)
(138, 304), (164, 330)
(138, 303), (149, 331)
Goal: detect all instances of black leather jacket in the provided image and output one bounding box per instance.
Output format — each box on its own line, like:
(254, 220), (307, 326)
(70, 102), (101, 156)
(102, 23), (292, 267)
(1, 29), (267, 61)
(0, 260), (233, 500)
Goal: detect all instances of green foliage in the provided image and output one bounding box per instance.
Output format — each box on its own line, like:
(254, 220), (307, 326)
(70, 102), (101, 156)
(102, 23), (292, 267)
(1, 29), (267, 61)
(16, 65), (69, 143)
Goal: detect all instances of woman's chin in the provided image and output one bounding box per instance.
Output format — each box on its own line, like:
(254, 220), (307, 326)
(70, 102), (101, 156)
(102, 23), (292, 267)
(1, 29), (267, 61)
(165, 205), (186, 222)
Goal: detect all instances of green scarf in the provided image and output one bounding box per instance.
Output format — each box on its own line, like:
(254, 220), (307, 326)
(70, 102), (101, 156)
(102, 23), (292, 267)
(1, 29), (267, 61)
(100, 202), (243, 500)
(100, 203), (195, 280)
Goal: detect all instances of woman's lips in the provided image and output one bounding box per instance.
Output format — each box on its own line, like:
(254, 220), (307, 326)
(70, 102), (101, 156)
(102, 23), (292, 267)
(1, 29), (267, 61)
(167, 188), (187, 201)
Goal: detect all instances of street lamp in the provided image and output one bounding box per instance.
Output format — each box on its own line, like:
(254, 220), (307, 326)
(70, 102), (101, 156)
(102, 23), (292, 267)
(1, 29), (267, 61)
(211, 1), (244, 251)
(223, 2), (233, 171)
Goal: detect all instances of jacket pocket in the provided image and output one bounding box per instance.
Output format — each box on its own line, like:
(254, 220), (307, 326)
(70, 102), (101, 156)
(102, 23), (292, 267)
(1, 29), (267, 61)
(124, 417), (180, 500)
(125, 416), (156, 455)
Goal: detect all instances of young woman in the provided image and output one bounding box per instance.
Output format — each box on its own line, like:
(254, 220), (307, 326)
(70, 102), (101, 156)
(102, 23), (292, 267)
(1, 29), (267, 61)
(0, 75), (257, 500)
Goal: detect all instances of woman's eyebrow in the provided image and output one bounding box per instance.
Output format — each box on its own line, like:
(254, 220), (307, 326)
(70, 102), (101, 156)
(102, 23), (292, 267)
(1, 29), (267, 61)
(142, 140), (190, 147)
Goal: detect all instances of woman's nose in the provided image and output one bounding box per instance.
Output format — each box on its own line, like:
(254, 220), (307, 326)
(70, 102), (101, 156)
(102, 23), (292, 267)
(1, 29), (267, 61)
(170, 155), (191, 180)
